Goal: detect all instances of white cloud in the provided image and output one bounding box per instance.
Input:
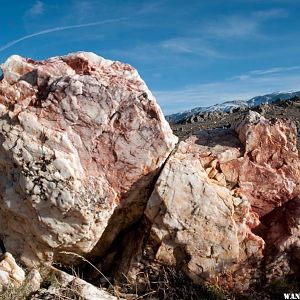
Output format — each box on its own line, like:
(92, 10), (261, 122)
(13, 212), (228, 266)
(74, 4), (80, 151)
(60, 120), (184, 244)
(250, 65), (300, 75)
(160, 38), (224, 58)
(136, 8), (289, 64)
(201, 8), (287, 39)
(27, 1), (44, 16)
(138, 1), (164, 14)
(109, 37), (226, 66)
(203, 17), (258, 38)
(254, 8), (287, 19)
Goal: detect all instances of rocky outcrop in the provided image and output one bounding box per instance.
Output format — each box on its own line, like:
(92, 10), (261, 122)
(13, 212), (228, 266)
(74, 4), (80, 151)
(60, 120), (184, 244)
(1, 51), (299, 296)
(0, 252), (25, 292)
(233, 111), (300, 217)
(145, 112), (300, 291)
(0, 52), (177, 266)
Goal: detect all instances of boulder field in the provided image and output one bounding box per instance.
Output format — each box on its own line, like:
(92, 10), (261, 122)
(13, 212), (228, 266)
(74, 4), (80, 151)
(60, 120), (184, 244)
(0, 52), (299, 295)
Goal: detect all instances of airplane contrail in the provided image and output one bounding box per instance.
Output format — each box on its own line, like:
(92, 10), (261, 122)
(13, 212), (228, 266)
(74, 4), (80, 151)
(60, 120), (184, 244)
(0, 18), (127, 53)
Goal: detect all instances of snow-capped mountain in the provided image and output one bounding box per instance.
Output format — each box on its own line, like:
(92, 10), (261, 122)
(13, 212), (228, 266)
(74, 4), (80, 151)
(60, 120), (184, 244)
(166, 91), (300, 124)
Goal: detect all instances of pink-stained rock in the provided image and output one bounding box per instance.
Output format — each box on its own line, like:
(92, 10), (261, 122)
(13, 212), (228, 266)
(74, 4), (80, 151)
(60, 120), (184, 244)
(265, 196), (300, 252)
(0, 52), (177, 266)
(145, 133), (265, 291)
(233, 111), (300, 217)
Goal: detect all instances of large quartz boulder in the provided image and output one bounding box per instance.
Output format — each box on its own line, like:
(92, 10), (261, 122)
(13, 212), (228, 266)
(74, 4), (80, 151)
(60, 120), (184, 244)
(0, 52), (177, 266)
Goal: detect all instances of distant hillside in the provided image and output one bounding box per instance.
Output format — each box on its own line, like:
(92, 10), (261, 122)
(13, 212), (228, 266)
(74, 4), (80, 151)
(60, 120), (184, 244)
(166, 91), (300, 124)
(170, 95), (300, 150)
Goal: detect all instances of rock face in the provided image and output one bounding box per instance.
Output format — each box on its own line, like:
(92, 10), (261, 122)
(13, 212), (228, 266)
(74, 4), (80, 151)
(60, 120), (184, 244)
(0, 252), (25, 291)
(260, 196), (300, 282)
(233, 112), (300, 217)
(145, 112), (300, 290)
(0, 52), (177, 266)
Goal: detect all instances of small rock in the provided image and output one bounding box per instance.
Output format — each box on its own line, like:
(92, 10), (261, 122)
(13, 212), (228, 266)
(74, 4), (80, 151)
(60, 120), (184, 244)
(0, 252), (25, 291)
(27, 269), (42, 292)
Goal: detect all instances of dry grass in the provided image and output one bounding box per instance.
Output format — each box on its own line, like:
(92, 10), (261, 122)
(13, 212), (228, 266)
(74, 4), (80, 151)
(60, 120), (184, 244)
(110, 265), (229, 300)
(59, 250), (121, 298)
(266, 277), (300, 299)
(0, 282), (32, 300)
(0, 258), (228, 300)
(4, 259), (298, 300)
(2, 262), (298, 300)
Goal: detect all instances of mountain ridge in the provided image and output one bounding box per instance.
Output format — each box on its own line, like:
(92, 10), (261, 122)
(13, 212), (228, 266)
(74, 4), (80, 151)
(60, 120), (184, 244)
(166, 91), (300, 124)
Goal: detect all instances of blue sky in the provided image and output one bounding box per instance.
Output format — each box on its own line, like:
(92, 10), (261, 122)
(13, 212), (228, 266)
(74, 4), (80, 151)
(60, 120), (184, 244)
(1, 0), (300, 114)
